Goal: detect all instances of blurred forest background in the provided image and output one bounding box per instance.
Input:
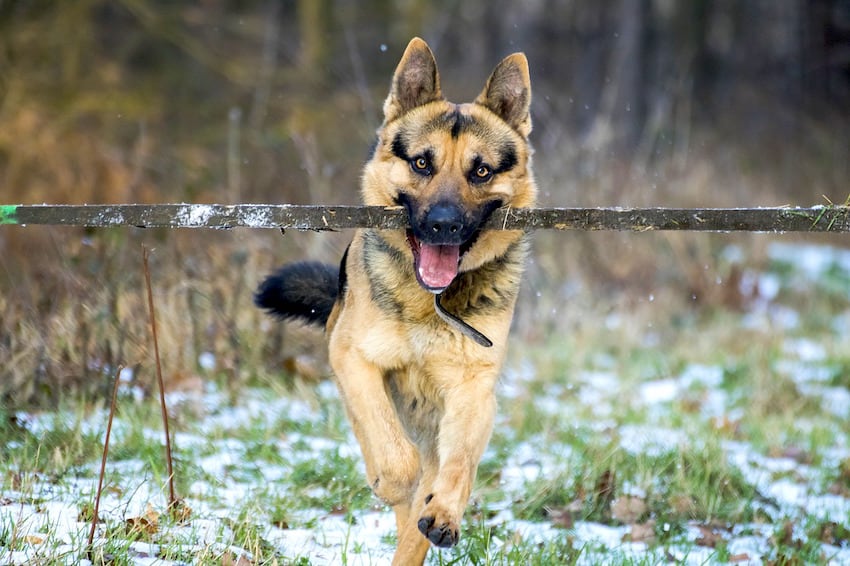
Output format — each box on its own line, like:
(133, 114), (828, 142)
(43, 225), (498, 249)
(1, 0), (849, 406)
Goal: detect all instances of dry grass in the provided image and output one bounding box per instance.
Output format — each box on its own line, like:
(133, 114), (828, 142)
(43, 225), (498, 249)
(1, 7), (847, 407)
(0, 152), (842, 407)
(0, 226), (336, 406)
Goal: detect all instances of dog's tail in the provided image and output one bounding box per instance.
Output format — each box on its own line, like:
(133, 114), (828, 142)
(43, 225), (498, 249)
(254, 262), (339, 326)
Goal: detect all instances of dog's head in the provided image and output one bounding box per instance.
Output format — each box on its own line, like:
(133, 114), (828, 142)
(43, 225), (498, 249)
(362, 38), (537, 293)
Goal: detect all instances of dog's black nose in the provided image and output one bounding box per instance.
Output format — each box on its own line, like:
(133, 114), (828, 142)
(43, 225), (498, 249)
(422, 202), (465, 244)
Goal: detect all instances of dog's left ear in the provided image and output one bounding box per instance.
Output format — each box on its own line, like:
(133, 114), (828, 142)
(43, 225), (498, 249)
(383, 37), (443, 124)
(475, 53), (532, 138)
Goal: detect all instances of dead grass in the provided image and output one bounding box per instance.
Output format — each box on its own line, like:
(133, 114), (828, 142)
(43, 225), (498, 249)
(0, 226), (337, 406)
(1, 8), (847, 407)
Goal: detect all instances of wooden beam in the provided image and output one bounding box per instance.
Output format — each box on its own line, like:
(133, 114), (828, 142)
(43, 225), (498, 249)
(1, 203), (849, 232)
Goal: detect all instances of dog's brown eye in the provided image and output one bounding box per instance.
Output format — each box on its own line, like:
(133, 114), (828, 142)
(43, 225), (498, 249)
(411, 156), (431, 175)
(471, 164), (492, 183)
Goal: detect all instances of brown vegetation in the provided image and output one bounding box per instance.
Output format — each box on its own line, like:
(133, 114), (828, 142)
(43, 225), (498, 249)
(1, 2), (848, 406)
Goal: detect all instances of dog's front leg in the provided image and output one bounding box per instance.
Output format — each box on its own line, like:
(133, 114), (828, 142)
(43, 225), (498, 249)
(393, 461), (439, 565)
(415, 372), (498, 548)
(329, 342), (421, 507)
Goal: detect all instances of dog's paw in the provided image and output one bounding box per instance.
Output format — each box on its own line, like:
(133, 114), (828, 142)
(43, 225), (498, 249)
(416, 495), (460, 548)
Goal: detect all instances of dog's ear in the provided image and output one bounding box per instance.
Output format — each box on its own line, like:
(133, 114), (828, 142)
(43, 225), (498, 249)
(475, 53), (532, 137)
(383, 37), (443, 124)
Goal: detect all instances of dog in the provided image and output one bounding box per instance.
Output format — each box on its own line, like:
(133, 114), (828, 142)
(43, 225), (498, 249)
(255, 37), (537, 565)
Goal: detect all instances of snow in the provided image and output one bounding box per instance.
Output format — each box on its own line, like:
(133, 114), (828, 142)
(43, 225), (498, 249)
(263, 512), (397, 565)
(237, 205), (275, 229)
(94, 209), (125, 226)
(768, 241), (850, 280)
(175, 204), (215, 227)
(4, 242), (850, 564)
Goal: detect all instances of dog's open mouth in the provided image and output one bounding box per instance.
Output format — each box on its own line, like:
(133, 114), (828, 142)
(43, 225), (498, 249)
(406, 231), (478, 293)
(407, 231), (459, 292)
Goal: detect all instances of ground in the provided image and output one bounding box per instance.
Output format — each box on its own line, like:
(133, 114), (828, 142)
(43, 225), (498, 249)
(3, 240), (850, 565)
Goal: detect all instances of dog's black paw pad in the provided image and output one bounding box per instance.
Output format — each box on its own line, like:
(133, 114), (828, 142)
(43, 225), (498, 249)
(417, 515), (434, 534)
(417, 516), (458, 548)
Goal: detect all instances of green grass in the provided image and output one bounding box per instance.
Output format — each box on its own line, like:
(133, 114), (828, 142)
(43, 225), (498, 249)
(4, 244), (850, 564)
(1, 405), (103, 477)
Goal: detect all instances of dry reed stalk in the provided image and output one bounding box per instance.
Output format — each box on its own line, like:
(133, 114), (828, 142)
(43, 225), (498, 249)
(86, 364), (123, 560)
(142, 246), (177, 510)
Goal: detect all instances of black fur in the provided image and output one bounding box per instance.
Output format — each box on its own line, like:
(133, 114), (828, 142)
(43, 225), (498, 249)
(254, 262), (339, 326)
(337, 244), (350, 297)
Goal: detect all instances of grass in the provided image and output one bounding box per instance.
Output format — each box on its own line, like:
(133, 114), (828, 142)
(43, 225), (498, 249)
(3, 233), (850, 566)
(3, 308), (849, 565)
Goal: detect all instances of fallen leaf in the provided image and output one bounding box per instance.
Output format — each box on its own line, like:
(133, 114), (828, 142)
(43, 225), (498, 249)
(624, 520), (656, 544)
(222, 552), (253, 566)
(24, 535), (44, 545)
(593, 469), (616, 519)
(545, 505), (575, 529)
(669, 493), (697, 515)
(6, 471), (22, 491)
(695, 524), (725, 548)
(779, 446), (812, 464)
(144, 503), (159, 524)
(125, 516), (157, 537)
(329, 504), (349, 516)
(770, 520), (804, 551)
(125, 503), (160, 537)
(712, 415), (741, 436)
(677, 393), (706, 414)
(728, 553), (751, 563)
(828, 480), (850, 497)
(611, 495), (647, 524)
(817, 521), (850, 545)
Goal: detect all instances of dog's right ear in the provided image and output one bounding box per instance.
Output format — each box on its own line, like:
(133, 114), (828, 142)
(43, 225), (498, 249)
(383, 37), (443, 124)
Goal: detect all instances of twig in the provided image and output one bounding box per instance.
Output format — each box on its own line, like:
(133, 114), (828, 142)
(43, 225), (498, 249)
(142, 246), (177, 510)
(87, 364), (123, 560)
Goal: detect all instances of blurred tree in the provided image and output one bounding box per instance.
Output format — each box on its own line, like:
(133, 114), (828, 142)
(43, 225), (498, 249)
(0, 0), (846, 206)
(297, 0), (328, 86)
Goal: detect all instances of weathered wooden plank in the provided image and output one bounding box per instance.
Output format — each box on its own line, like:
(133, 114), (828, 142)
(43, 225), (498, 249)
(1, 203), (849, 232)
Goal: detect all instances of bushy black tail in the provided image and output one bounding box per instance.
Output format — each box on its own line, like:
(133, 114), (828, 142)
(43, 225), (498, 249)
(254, 262), (339, 326)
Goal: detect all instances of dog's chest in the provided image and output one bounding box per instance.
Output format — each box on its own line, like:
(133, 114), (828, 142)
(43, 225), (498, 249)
(383, 367), (443, 452)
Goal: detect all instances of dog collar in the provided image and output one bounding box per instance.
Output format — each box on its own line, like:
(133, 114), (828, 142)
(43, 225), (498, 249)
(434, 294), (493, 348)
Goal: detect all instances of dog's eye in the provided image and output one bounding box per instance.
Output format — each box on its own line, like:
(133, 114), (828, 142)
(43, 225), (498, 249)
(471, 164), (493, 184)
(411, 156), (431, 175)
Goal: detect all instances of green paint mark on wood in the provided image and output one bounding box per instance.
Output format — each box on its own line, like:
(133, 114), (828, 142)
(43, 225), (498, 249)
(0, 205), (18, 225)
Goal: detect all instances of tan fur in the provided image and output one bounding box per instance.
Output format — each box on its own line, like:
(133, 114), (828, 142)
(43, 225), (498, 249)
(327, 38), (536, 564)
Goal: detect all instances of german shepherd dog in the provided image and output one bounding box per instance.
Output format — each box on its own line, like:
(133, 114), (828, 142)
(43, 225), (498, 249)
(255, 38), (537, 564)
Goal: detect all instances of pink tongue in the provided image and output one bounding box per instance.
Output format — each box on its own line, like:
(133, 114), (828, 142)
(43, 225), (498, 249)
(418, 243), (460, 289)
